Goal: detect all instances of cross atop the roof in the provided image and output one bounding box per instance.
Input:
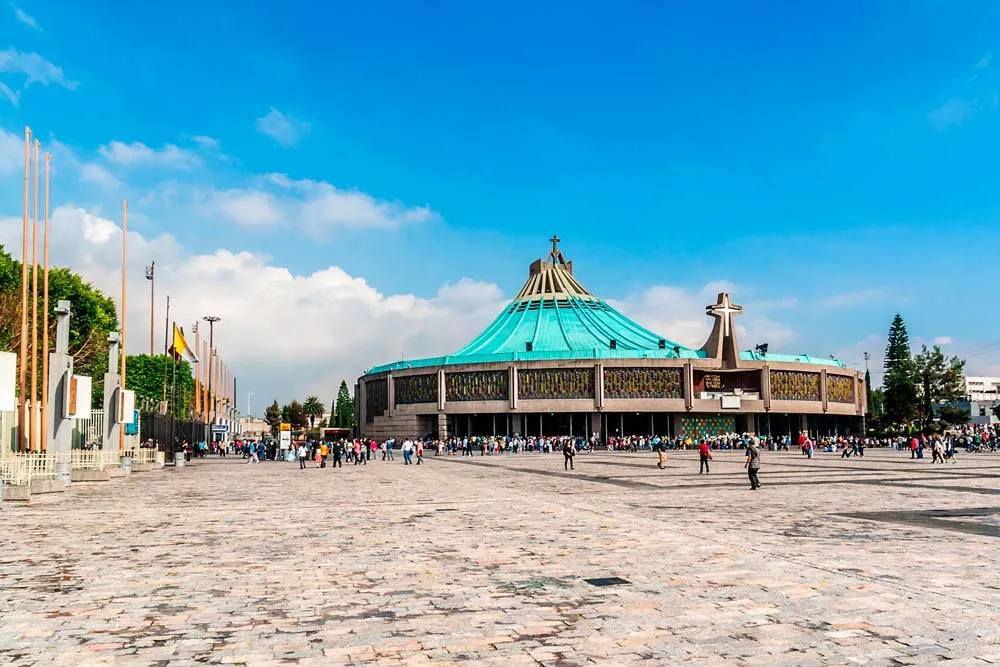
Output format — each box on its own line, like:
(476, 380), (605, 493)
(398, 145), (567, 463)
(547, 234), (566, 265)
(706, 293), (743, 337)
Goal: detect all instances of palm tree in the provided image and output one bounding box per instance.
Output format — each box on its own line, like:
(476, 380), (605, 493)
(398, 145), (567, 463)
(302, 396), (325, 429)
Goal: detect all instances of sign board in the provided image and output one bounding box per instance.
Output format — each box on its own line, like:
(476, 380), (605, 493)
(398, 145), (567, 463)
(124, 409), (139, 435)
(0, 351), (15, 411)
(117, 389), (136, 424)
(279, 430), (291, 449)
(721, 395), (741, 410)
(211, 424), (229, 432)
(66, 375), (92, 419)
(279, 422), (291, 432)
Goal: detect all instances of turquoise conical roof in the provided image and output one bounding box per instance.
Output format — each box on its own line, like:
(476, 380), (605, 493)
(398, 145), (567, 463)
(456, 244), (692, 357)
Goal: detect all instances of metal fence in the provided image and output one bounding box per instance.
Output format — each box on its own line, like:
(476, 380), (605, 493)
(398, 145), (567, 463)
(139, 412), (208, 455)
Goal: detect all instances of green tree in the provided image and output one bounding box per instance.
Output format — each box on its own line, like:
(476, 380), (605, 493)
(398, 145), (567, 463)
(264, 400), (281, 436)
(0, 244), (118, 407)
(913, 345), (966, 426)
(937, 403), (971, 426)
(281, 400), (306, 429)
(334, 379), (355, 429)
(882, 314), (917, 429)
(302, 395), (325, 428)
(124, 354), (194, 418)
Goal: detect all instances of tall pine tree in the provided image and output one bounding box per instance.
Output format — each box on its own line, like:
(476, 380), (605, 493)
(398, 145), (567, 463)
(882, 314), (917, 428)
(334, 379), (355, 429)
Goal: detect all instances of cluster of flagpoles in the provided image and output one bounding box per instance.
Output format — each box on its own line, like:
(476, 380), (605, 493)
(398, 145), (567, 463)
(16, 127), (51, 452)
(13, 124), (239, 451)
(159, 309), (237, 429)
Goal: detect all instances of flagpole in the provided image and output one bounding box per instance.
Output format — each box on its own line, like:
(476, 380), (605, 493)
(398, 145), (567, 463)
(170, 322), (177, 418)
(40, 152), (50, 452)
(30, 139), (39, 451)
(119, 200), (127, 452)
(161, 295), (170, 409)
(193, 323), (201, 419)
(18, 127), (30, 452)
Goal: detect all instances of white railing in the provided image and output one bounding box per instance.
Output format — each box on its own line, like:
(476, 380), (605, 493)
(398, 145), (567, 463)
(0, 448), (159, 486)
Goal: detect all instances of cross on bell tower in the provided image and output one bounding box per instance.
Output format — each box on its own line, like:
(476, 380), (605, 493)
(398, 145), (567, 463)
(547, 234), (567, 265)
(700, 292), (743, 368)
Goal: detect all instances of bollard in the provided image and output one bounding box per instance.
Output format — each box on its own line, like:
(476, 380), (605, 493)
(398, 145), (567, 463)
(120, 457), (133, 476)
(154, 451), (165, 468)
(174, 452), (186, 468)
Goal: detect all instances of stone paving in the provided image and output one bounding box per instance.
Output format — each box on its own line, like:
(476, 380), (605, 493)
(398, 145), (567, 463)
(2, 449), (1000, 666)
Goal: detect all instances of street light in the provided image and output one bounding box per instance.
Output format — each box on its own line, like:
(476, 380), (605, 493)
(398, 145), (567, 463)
(144, 262), (154, 355)
(202, 316), (221, 441)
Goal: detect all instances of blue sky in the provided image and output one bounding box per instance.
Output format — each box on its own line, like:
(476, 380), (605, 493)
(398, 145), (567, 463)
(1, 0), (999, 403)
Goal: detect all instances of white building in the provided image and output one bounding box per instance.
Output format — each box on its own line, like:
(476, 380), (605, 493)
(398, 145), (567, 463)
(964, 376), (1000, 402)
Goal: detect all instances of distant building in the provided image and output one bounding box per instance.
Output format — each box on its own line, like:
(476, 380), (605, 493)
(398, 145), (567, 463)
(964, 376), (1000, 402)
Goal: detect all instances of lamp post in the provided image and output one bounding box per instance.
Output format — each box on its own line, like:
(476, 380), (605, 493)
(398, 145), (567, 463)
(202, 316), (220, 444)
(862, 352), (870, 437)
(145, 262), (155, 355)
(247, 390), (254, 419)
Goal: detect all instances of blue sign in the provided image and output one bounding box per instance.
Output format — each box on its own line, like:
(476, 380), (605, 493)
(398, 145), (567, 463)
(124, 409), (139, 435)
(211, 424), (229, 432)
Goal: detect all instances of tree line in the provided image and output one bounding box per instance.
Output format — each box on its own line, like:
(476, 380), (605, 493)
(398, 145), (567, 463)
(262, 379), (355, 436)
(868, 313), (967, 434)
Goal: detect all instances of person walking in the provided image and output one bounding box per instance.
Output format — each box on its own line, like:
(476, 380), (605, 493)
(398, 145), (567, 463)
(656, 441), (666, 470)
(698, 440), (712, 474)
(332, 441), (343, 468)
(563, 439), (575, 471)
(402, 439), (414, 465)
(384, 439), (394, 461)
(297, 443), (308, 469)
(415, 439), (424, 465)
(745, 439), (761, 490)
(932, 437), (945, 464)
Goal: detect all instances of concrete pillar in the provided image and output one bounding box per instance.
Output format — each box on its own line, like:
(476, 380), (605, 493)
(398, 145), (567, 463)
(437, 369), (445, 411)
(595, 363), (604, 409)
(590, 412), (601, 443)
(46, 301), (73, 483)
(102, 332), (121, 451)
(358, 381), (367, 431)
(762, 365), (771, 412)
(820, 369), (829, 413)
(386, 374), (395, 417)
(510, 366), (518, 410)
(683, 362), (694, 411)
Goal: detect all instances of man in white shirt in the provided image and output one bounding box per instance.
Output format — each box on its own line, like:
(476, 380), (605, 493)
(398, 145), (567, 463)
(402, 439), (414, 465)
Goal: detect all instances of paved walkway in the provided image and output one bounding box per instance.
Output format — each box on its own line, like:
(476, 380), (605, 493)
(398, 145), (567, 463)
(2, 449), (1000, 666)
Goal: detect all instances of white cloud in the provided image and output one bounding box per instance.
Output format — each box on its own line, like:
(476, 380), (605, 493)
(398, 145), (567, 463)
(191, 135), (220, 150)
(610, 284), (796, 352)
(11, 4), (39, 29)
(0, 48), (76, 89)
(79, 162), (121, 190)
(0, 127), (23, 175)
(0, 81), (19, 106)
(207, 174), (433, 233)
(98, 141), (201, 169)
(0, 205), (503, 404)
(933, 335), (953, 345)
(255, 108), (309, 147)
(928, 98), (976, 131)
(208, 189), (282, 227)
(976, 53), (991, 69)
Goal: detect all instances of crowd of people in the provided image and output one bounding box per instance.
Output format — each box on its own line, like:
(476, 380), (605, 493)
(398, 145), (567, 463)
(167, 422), (1000, 491)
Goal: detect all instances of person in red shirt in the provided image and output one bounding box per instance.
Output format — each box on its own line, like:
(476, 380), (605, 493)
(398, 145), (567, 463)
(698, 440), (712, 474)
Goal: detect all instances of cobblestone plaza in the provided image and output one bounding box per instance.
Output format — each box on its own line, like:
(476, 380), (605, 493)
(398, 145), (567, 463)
(2, 451), (999, 666)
